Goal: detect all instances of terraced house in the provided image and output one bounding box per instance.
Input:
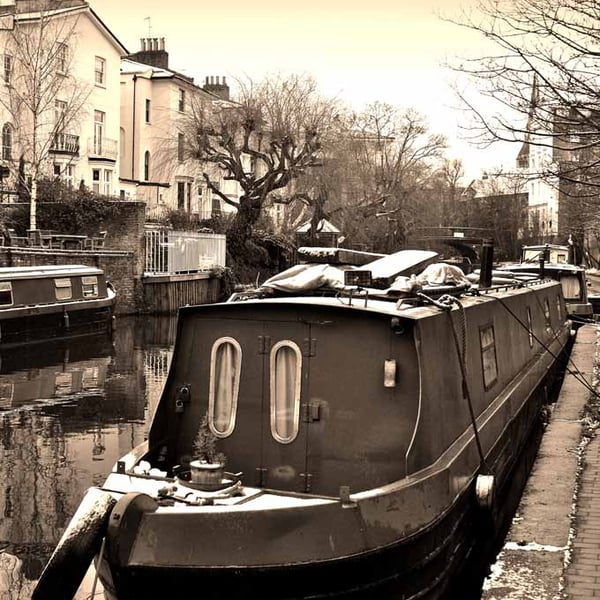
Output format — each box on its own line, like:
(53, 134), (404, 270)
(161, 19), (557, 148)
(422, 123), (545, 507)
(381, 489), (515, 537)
(0, 0), (125, 227)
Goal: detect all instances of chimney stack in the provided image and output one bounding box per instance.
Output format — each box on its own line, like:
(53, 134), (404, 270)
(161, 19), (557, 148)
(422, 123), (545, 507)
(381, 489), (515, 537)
(203, 75), (230, 100)
(128, 37), (169, 70)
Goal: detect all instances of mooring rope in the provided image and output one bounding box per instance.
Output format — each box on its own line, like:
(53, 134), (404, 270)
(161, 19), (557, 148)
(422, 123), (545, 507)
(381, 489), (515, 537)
(416, 292), (489, 474)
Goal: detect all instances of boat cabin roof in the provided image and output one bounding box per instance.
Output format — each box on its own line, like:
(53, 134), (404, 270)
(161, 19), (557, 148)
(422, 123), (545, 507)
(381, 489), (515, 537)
(0, 265), (104, 282)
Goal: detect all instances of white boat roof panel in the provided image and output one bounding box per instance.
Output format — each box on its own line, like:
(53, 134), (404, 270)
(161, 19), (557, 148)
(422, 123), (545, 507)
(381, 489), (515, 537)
(0, 265), (103, 281)
(363, 250), (438, 280)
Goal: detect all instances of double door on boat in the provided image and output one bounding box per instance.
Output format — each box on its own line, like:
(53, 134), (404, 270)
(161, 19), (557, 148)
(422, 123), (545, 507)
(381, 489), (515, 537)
(200, 317), (310, 493)
(192, 311), (407, 497)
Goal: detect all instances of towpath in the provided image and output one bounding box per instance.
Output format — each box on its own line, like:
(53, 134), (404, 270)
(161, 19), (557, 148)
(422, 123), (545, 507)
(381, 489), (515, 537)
(482, 323), (599, 599)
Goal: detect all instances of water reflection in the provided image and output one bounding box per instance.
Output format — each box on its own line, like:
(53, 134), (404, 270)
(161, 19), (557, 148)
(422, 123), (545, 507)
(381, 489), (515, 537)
(0, 315), (175, 600)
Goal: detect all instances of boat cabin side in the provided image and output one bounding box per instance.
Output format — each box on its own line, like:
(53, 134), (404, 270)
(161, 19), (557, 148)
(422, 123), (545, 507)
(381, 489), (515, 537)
(0, 265), (110, 308)
(141, 281), (568, 499)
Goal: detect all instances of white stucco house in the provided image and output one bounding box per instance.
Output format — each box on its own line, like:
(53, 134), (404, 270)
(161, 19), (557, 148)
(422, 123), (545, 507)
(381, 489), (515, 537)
(0, 0), (127, 200)
(119, 40), (243, 219)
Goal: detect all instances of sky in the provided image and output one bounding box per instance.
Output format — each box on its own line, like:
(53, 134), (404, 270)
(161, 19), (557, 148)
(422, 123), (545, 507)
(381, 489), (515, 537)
(89, 0), (519, 182)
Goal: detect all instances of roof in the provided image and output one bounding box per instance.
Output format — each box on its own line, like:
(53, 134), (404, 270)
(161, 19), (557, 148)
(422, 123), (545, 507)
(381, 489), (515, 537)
(296, 219), (340, 233)
(14, 3), (128, 55)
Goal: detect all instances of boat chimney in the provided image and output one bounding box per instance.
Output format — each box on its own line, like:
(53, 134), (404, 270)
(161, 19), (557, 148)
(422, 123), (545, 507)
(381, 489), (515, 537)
(539, 252), (545, 279)
(479, 239), (494, 288)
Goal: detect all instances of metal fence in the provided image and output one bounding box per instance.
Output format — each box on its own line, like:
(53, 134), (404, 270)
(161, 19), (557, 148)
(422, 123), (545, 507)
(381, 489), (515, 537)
(144, 229), (226, 275)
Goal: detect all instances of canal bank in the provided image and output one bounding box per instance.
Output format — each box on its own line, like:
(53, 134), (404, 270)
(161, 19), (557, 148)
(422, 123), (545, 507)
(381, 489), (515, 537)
(482, 323), (599, 599)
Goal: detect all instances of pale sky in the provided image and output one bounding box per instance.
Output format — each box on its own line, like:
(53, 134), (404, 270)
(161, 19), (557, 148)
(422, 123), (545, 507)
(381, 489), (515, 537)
(89, 0), (519, 181)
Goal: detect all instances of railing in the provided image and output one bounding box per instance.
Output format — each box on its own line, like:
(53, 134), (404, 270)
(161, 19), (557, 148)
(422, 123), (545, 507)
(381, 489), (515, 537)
(144, 229), (226, 275)
(50, 133), (80, 155)
(87, 137), (118, 160)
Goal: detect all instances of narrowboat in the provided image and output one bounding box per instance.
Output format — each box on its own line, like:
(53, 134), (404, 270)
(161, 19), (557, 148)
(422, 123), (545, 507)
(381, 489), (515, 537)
(33, 248), (571, 600)
(0, 264), (116, 345)
(495, 244), (593, 326)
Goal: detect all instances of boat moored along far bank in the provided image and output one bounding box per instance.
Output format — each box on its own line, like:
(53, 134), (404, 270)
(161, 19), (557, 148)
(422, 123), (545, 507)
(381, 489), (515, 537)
(34, 246), (571, 600)
(495, 243), (593, 326)
(0, 264), (116, 345)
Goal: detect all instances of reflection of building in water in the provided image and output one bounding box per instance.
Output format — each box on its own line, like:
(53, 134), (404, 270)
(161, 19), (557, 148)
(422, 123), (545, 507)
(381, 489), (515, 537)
(0, 317), (175, 595)
(0, 359), (109, 411)
(144, 347), (173, 420)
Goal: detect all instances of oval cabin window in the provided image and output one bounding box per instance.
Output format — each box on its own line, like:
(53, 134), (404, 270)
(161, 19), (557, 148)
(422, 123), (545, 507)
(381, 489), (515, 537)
(208, 337), (241, 437)
(270, 341), (302, 444)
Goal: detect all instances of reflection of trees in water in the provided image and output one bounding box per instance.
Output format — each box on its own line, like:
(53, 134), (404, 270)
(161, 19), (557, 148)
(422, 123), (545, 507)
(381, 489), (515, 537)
(0, 411), (77, 599)
(0, 316), (176, 595)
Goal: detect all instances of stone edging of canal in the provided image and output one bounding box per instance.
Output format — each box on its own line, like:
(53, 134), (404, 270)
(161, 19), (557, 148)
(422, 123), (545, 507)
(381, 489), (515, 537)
(482, 323), (599, 600)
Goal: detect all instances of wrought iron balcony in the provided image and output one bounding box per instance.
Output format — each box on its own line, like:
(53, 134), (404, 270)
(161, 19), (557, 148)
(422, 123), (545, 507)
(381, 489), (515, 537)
(50, 133), (80, 155)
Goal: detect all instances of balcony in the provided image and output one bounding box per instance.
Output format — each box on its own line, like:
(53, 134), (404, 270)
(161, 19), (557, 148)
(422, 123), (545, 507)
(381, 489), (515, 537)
(49, 133), (80, 155)
(87, 137), (118, 161)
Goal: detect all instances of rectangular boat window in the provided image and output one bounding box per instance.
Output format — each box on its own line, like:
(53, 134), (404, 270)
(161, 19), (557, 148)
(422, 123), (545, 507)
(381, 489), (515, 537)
(556, 295), (562, 321)
(54, 278), (72, 301)
(270, 341), (302, 444)
(0, 281), (12, 306)
(479, 324), (498, 390)
(544, 298), (551, 328)
(81, 276), (99, 298)
(526, 307), (534, 348)
(208, 337), (241, 437)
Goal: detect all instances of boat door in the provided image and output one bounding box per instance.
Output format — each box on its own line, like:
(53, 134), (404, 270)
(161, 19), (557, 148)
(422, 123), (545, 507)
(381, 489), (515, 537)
(258, 320), (310, 493)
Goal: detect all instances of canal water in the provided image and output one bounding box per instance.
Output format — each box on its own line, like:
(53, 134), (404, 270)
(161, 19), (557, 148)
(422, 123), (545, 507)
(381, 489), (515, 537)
(0, 315), (176, 600)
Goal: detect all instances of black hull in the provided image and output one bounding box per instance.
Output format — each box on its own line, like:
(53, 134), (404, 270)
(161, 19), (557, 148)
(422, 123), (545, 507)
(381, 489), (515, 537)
(0, 306), (113, 346)
(100, 497), (477, 600)
(98, 360), (561, 600)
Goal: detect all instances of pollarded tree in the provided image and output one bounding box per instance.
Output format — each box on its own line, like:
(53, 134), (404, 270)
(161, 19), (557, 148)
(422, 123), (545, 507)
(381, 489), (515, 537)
(0, 0), (92, 230)
(181, 73), (342, 266)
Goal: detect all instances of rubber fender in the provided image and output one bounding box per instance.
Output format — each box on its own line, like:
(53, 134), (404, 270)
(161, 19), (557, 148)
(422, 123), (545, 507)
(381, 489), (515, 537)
(105, 492), (159, 569)
(31, 487), (117, 600)
(475, 474), (495, 510)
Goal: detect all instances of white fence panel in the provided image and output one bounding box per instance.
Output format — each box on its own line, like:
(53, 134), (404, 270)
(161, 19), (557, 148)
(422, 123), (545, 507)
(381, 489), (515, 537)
(145, 229), (226, 275)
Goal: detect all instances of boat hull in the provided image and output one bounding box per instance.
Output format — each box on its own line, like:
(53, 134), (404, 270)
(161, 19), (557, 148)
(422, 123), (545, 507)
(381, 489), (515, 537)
(96, 327), (568, 600)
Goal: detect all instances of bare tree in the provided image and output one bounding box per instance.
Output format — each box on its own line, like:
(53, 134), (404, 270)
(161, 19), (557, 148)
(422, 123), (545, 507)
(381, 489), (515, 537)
(0, 1), (91, 230)
(331, 103), (447, 252)
(448, 0), (600, 191)
(181, 73), (341, 262)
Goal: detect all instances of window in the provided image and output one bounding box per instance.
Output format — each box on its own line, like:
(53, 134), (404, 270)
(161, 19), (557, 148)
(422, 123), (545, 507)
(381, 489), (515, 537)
(177, 133), (184, 162)
(54, 278), (72, 301)
(144, 151), (150, 181)
(0, 282), (12, 306)
(556, 295), (563, 321)
(543, 298), (551, 329)
(92, 168), (100, 194)
(81, 276), (99, 298)
(55, 99), (67, 132)
(178, 88), (185, 112)
(3, 54), (11, 84)
(2, 123), (11, 160)
(94, 56), (105, 86)
(65, 164), (74, 188)
(208, 337), (242, 437)
(56, 43), (67, 73)
(145, 98), (151, 123)
(177, 181), (185, 210)
(526, 307), (534, 348)
(94, 110), (105, 155)
(270, 341), (302, 444)
(479, 325), (498, 390)
(103, 169), (112, 196)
